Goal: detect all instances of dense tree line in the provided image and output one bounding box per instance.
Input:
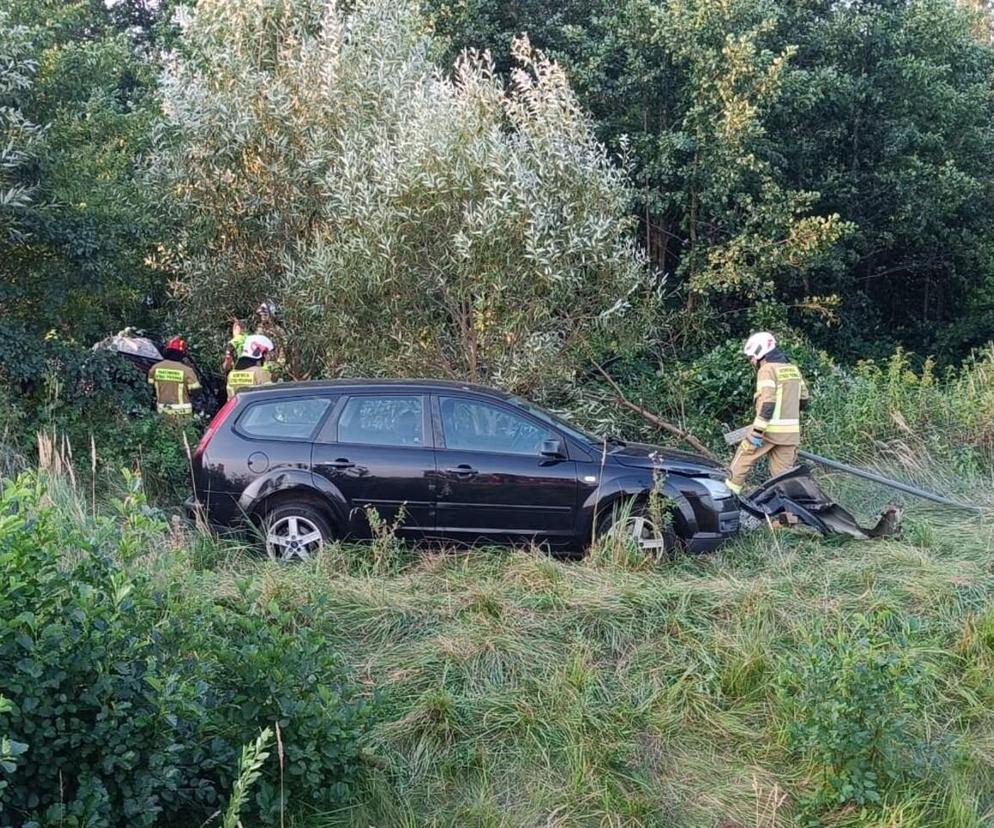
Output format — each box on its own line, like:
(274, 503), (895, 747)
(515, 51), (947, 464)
(2, 0), (994, 408)
(427, 0), (994, 359)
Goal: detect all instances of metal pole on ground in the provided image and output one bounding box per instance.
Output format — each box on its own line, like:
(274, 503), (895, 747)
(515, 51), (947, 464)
(797, 450), (979, 512)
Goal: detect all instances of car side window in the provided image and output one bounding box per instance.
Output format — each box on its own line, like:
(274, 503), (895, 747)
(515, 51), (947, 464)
(337, 395), (425, 447)
(238, 397), (333, 440)
(439, 397), (553, 455)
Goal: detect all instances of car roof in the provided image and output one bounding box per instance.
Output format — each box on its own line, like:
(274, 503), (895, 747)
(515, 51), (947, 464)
(237, 378), (516, 400)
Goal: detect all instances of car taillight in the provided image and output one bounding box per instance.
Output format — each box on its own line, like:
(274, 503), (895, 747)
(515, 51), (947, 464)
(194, 396), (239, 460)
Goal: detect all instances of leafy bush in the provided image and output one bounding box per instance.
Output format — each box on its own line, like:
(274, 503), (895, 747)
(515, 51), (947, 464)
(0, 472), (378, 826)
(161, 601), (378, 820)
(777, 612), (933, 819)
(0, 696), (27, 802)
(0, 326), (152, 415)
(0, 332), (200, 501)
(157, 0), (647, 392)
(0, 474), (189, 825)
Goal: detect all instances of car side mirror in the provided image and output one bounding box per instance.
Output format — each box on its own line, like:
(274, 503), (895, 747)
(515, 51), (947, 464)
(540, 438), (565, 459)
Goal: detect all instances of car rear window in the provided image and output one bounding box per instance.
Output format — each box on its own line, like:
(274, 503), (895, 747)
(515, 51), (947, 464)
(237, 397), (333, 440)
(337, 395), (425, 447)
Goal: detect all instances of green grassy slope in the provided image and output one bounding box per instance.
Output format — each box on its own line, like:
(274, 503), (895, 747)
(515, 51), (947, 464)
(184, 484), (994, 827)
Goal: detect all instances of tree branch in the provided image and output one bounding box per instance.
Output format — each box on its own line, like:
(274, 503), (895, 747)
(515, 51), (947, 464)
(593, 364), (721, 463)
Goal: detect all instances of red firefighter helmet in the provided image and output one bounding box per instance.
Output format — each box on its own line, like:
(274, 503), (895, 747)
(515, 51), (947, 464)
(164, 335), (188, 355)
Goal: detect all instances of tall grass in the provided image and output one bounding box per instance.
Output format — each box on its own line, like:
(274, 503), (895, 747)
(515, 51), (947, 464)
(806, 348), (994, 475)
(4, 467), (993, 826)
(177, 471), (993, 828)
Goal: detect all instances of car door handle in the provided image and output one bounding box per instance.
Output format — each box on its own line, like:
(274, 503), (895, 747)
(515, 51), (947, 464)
(446, 465), (477, 478)
(327, 458), (355, 469)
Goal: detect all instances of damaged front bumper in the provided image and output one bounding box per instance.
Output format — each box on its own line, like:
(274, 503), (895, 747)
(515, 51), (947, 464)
(738, 465), (902, 539)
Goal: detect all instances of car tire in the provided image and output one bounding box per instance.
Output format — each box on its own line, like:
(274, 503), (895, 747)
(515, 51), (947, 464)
(262, 502), (334, 563)
(597, 500), (679, 557)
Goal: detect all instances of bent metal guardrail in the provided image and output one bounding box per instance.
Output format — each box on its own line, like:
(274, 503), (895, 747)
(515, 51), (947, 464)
(722, 427), (978, 511)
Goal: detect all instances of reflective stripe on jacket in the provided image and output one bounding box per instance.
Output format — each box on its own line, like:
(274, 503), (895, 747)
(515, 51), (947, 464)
(226, 365), (272, 399)
(751, 361), (809, 446)
(157, 402), (193, 415)
(148, 359), (200, 414)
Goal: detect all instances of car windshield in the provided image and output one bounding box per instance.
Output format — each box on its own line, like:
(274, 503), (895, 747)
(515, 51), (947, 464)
(509, 396), (603, 445)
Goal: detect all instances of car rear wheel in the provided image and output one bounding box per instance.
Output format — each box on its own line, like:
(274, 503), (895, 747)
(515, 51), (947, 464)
(263, 503), (333, 563)
(600, 501), (678, 556)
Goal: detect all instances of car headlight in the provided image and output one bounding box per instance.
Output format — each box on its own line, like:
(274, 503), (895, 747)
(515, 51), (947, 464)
(697, 477), (733, 501)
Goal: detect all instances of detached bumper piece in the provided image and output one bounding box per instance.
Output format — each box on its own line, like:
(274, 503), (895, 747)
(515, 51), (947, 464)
(739, 465), (902, 540)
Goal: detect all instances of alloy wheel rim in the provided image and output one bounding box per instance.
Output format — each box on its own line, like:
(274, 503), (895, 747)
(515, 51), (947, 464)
(607, 514), (670, 552)
(266, 515), (324, 562)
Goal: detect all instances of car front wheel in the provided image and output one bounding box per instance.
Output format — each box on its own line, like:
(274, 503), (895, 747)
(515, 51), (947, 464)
(263, 503), (333, 563)
(599, 501), (679, 556)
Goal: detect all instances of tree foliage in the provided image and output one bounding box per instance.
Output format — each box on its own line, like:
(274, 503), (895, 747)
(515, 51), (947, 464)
(1, 0), (994, 422)
(0, 8), (38, 243)
(428, 0), (994, 359)
(571, 0), (849, 308)
(0, 0), (173, 359)
(156, 0), (647, 391)
(771, 0), (994, 357)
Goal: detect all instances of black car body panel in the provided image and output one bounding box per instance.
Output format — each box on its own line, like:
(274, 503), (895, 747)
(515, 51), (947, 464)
(611, 442), (727, 475)
(189, 379), (739, 552)
(740, 465), (900, 539)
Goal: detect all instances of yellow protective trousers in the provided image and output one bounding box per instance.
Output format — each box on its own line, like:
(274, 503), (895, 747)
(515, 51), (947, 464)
(726, 440), (798, 493)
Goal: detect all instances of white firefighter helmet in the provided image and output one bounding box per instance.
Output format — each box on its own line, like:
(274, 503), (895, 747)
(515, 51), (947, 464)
(743, 331), (776, 361)
(241, 333), (274, 359)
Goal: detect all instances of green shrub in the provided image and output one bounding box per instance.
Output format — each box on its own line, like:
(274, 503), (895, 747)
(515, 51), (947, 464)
(98, 414), (196, 504)
(0, 696), (27, 802)
(777, 612), (933, 819)
(0, 472), (378, 826)
(0, 474), (194, 825)
(161, 602), (378, 821)
(0, 332), (201, 503)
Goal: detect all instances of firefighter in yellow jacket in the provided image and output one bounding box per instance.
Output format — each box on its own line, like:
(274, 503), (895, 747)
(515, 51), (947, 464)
(726, 332), (809, 494)
(148, 336), (201, 416)
(226, 334), (274, 399)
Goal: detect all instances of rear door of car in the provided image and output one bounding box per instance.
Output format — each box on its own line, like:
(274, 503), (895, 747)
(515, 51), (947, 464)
(430, 393), (579, 547)
(311, 392), (436, 539)
(203, 393), (336, 523)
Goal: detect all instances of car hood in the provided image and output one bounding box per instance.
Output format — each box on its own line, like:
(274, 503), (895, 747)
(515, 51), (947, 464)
(610, 442), (727, 477)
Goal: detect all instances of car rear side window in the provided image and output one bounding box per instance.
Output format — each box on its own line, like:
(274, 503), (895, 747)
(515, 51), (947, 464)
(237, 397), (333, 440)
(337, 395), (425, 447)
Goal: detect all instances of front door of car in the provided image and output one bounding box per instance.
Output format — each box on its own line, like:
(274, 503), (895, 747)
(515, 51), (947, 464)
(431, 394), (578, 547)
(311, 393), (436, 539)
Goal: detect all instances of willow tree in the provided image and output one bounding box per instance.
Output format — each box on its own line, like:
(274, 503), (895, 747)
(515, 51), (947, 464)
(156, 0), (647, 391)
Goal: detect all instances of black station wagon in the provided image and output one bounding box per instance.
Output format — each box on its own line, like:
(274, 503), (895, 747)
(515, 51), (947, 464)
(187, 379), (740, 560)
